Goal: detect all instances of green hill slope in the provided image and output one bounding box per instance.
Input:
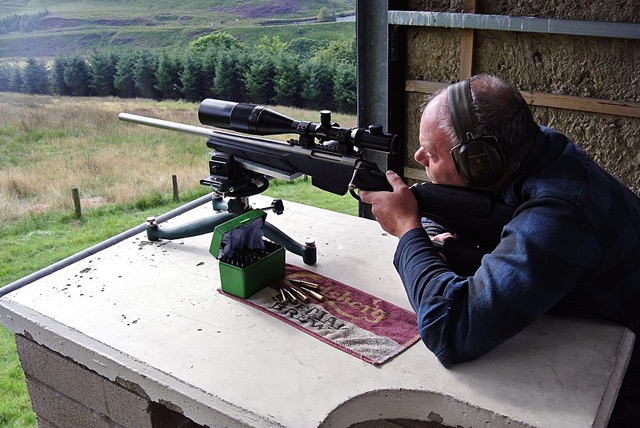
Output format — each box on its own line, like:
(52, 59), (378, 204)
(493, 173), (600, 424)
(0, 0), (355, 59)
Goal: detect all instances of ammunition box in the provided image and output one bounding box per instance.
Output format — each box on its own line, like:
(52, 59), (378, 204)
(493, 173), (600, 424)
(209, 209), (285, 298)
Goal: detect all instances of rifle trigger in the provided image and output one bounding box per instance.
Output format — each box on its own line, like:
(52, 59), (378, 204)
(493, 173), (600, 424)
(347, 167), (361, 201)
(347, 164), (359, 191)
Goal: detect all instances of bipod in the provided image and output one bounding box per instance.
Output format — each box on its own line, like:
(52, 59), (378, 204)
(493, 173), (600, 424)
(145, 195), (317, 265)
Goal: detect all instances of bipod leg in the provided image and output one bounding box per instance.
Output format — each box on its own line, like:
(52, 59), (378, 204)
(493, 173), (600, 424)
(263, 222), (317, 265)
(146, 212), (236, 241)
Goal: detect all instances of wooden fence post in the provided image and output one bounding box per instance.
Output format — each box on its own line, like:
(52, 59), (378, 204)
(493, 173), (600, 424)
(71, 187), (81, 218)
(172, 175), (179, 202)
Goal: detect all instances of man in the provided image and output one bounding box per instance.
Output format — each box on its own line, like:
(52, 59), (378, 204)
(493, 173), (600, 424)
(359, 74), (640, 426)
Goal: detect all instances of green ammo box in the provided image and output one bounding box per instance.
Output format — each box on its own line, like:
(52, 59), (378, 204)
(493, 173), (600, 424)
(209, 209), (285, 298)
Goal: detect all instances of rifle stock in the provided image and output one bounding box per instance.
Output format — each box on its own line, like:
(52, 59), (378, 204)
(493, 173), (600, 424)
(410, 182), (515, 249)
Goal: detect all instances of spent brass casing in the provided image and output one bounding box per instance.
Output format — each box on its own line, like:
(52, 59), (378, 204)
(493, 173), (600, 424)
(287, 285), (310, 303)
(299, 286), (324, 301)
(281, 287), (299, 305)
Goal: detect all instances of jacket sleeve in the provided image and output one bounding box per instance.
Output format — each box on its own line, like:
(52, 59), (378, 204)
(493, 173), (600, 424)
(394, 197), (601, 367)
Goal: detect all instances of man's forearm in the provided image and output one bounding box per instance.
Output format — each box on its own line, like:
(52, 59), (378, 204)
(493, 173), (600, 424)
(394, 227), (461, 366)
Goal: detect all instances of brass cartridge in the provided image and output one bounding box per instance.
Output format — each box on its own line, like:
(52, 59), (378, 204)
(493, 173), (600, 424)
(281, 287), (299, 305)
(299, 286), (324, 302)
(289, 279), (319, 289)
(287, 285), (310, 303)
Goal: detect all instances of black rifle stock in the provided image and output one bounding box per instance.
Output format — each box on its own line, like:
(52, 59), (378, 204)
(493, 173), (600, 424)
(410, 183), (514, 250)
(410, 182), (515, 275)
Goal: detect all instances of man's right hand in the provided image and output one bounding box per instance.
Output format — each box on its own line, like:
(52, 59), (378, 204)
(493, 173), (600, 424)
(359, 171), (422, 238)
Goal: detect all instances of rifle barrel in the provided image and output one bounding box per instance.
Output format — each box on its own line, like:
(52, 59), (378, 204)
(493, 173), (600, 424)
(118, 113), (215, 138)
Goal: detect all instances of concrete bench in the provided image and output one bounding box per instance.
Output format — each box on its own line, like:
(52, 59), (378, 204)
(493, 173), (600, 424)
(1, 195), (633, 427)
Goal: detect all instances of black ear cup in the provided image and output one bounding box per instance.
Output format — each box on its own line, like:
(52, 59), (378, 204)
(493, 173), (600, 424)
(450, 136), (504, 187)
(447, 80), (505, 186)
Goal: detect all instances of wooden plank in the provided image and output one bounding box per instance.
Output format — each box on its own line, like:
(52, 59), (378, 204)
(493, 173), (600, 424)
(459, 31), (475, 80)
(406, 80), (448, 94)
(403, 167), (427, 181)
(405, 80), (640, 118)
(520, 91), (640, 119)
(459, 0), (477, 80)
(463, 0), (477, 13)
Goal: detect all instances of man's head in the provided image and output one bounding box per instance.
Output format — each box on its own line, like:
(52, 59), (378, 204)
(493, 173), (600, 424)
(415, 74), (538, 188)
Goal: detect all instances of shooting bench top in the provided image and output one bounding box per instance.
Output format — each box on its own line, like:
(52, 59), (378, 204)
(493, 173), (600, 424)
(0, 195), (633, 428)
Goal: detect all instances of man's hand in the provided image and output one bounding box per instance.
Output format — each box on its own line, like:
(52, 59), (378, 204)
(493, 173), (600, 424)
(359, 171), (422, 238)
(430, 232), (454, 248)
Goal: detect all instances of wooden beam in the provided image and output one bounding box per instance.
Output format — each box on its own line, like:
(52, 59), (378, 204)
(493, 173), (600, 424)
(459, 0), (477, 80)
(520, 91), (640, 119)
(406, 80), (447, 94)
(404, 167), (427, 181)
(405, 80), (640, 119)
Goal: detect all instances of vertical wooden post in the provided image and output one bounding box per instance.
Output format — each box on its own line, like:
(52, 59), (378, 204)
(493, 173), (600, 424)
(71, 187), (82, 218)
(459, 0), (477, 80)
(172, 175), (179, 202)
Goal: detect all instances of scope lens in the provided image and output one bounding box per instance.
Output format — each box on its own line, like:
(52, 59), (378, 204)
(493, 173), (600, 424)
(198, 99), (237, 130)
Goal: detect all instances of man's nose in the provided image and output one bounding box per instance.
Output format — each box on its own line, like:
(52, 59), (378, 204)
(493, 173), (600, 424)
(414, 147), (428, 166)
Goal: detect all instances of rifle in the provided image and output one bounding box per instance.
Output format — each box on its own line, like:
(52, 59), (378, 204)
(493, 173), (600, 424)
(121, 99), (399, 200)
(120, 99), (515, 270)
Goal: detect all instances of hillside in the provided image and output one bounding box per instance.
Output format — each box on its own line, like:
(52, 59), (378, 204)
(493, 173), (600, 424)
(0, 0), (356, 59)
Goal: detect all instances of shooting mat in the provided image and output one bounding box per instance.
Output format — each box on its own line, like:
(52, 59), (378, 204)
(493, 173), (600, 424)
(219, 264), (420, 366)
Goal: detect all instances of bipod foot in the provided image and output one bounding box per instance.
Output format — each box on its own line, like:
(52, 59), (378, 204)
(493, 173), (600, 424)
(263, 222), (316, 265)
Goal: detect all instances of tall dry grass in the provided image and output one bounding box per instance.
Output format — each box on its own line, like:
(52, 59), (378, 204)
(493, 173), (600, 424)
(0, 93), (356, 222)
(0, 94), (202, 221)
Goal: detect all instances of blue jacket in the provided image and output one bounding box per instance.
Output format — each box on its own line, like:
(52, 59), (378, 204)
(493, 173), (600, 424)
(395, 126), (640, 367)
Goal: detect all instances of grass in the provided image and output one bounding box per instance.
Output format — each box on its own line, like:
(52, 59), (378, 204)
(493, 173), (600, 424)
(265, 178), (358, 215)
(0, 93), (357, 426)
(0, 326), (35, 427)
(0, 93), (356, 223)
(224, 21), (354, 48)
(0, 0), (354, 19)
(0, 94), (206, 221)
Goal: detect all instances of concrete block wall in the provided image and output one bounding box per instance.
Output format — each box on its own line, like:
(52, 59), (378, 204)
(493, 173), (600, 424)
(15, 333), (445, 428)
(14, 334), (201, 428)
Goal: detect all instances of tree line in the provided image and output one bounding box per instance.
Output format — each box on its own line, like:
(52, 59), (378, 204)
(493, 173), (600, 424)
(0, 10), (49, 34)
(0, 32), (357, 113)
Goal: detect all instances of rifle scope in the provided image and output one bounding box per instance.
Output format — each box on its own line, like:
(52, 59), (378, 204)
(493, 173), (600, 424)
(198, 99), (400, 154)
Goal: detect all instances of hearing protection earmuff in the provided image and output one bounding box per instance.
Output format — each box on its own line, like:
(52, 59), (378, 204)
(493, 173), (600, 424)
(447, 79), (506, 187)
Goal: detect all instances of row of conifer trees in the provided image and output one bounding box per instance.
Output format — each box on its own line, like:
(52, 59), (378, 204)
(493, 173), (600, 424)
(0, 33), (357, 113)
